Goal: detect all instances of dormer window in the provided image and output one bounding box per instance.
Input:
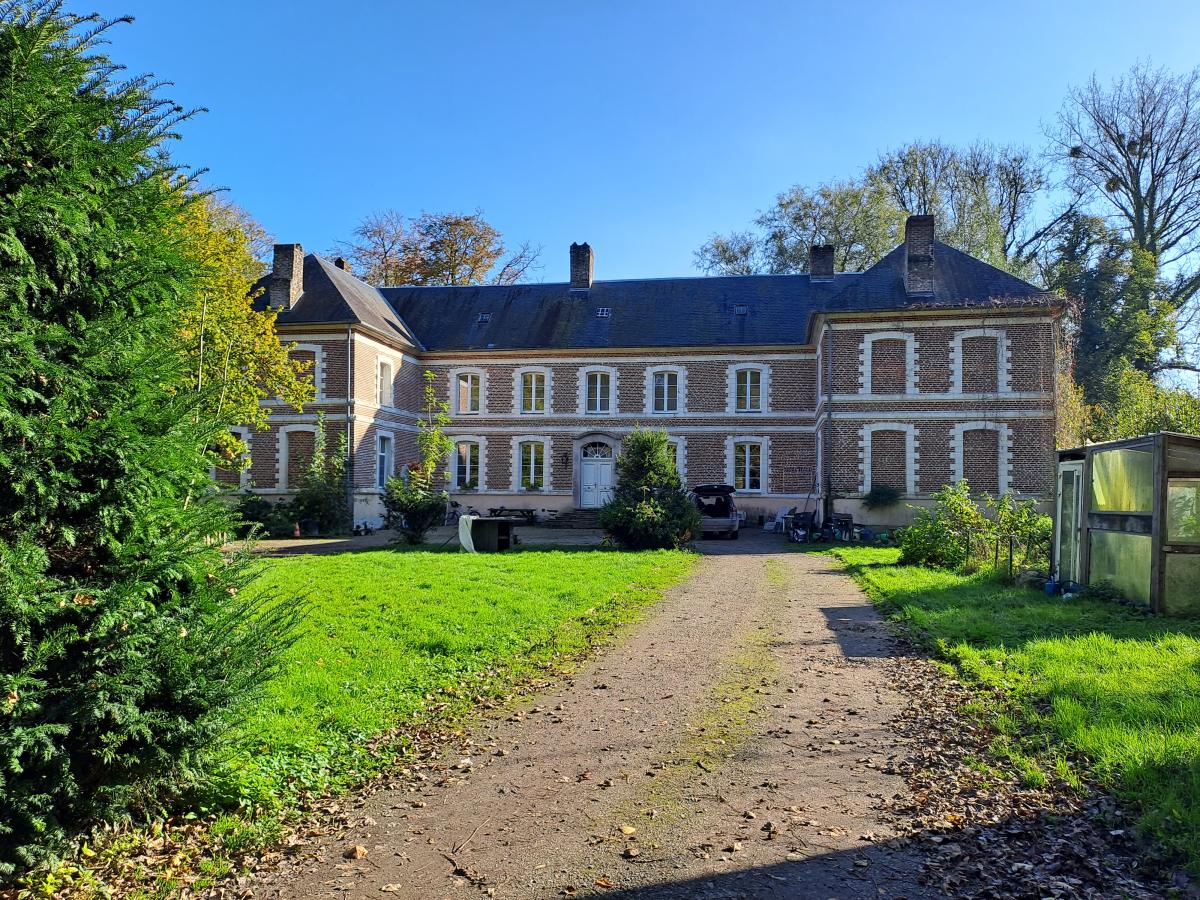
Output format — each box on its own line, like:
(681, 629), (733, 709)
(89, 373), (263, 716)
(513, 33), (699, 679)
(595, 307), (612, 318)
(476, 312), (491, 324)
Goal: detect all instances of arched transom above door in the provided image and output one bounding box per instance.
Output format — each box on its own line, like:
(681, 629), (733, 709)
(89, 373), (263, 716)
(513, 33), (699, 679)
(582, 441), (613, 459)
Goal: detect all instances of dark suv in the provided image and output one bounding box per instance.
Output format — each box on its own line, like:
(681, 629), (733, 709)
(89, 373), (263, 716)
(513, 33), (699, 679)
(691, 484), (740, 540)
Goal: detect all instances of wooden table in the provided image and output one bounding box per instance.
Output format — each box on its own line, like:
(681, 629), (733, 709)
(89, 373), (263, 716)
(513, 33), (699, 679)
(469, 517), (522, 552)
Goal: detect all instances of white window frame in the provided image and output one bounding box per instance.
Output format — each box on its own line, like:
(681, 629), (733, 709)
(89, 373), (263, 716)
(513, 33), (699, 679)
(277, 423), (318, 492)
(450, 368), (486, 415)
(950, 328), (1012, 394)
(667, 435), (687, 478)
(287, 342), (326, 401)
(859, 331), (918, 396)
(511, 435), (552, 491)
(212, 426), (253, 489)
(951, 422), (1013, 495)
(377, 359), (394, 408)
(514, 366), (552, 415)
(578, 365), (618, 415)
(725, 436), (768, 493)
(376, 431), (395, 490)
(727, 364), (769, 414)
(859, 423), (918, 495)
(645, 365), (687, 415)
(450, 436), (487, 491)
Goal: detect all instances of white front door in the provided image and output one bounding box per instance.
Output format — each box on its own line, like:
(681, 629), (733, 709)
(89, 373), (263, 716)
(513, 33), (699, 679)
(580, 459), (615, 508)
(580, 442), (615, 508)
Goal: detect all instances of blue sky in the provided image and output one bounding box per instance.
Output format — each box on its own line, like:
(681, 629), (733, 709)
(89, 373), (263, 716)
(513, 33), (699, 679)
(89, 0), (1200, 282)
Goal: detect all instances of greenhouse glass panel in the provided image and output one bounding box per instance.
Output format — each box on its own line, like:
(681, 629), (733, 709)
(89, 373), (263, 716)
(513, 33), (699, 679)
(1163, 554), (1200, 616)
(1090, 447), (1154, 513)
(1167, 479), (1200, 545)
(1088, 530), (1152, 605)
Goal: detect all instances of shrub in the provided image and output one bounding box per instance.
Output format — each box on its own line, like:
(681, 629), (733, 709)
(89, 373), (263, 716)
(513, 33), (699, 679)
(235, 495), (301, 539)
(0, 10), (299, 876)
(294, 413), (350, 535)
(862, 484), (902, 511)
(897, 508), (969, 569)
(383, 372), (450, 545)
(898, 481), (985, 569)
(599, 429), (700, 550)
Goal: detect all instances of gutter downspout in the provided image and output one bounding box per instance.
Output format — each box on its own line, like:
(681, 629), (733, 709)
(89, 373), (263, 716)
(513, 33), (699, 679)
(346, 326), (355, 531)
(823, 322), (835, 524)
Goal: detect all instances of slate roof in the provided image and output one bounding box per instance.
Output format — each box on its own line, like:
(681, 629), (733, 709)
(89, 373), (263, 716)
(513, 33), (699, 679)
(252, 255), (424, 348)
(263, 240), (1053, 352)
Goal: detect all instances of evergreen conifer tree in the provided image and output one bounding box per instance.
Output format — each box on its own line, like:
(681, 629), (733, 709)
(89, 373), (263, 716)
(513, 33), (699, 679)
(0, 4), (298, 875)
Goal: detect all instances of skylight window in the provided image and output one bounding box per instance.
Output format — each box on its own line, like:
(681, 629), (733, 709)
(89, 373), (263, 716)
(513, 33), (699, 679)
(734, 303), (749, 315)
(476, 312), (492, 324)
(596, 307), (612, 318)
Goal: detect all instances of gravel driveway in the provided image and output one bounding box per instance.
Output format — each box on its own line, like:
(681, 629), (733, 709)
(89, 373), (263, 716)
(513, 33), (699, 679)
(251, 532), (934, 899)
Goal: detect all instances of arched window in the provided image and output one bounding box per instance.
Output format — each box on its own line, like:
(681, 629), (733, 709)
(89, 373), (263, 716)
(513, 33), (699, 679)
(511, 435), (552, 490)
(578, 366), (618, 414)
(450, 368), (486, 415)
(951, 329), (1011, 394)
(860, 423), (918, 495)
(288, 342), (326, 400)
(859, 332), (917, 395)
(726, 436), (768, 492)
(377, 359), (394, 407)
(727, 364), (769, 413)
(453, 439), (484, 490)
(514, 366), (551, 414)
(645, 365), (687, 414)
(376, 432), (394, 489)
(277, 424), (318, 491)
(951, 422), (1012, 495)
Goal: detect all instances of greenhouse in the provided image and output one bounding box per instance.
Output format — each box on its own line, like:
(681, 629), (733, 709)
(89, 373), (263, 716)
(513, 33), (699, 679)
(1055, 432), (1200, 615)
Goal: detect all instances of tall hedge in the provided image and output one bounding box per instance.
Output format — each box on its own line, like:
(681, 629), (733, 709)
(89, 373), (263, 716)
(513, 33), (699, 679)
(0, 5), (297, 876)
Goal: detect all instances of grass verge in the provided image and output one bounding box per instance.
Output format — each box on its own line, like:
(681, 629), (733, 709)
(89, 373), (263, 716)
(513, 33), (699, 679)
(17, 546), (695, 898)
(831, 545), (1200, 874)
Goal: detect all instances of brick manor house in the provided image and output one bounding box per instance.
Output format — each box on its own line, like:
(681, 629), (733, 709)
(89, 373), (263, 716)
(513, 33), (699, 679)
(223, 216), (1059, 527)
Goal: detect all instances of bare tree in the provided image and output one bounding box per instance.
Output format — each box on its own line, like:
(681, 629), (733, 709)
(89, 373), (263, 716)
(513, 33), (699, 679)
(1051, 62), (1200, 294)
(335, 209), (540, 286)
(694, 231), (762, 275)
(337, 210), (412, 285)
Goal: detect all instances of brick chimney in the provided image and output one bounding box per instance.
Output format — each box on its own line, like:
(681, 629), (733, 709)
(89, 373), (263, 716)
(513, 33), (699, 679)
(809, 244), (835, 279)
(334, 256), (352, 274)
(569, 242), (593, 290)
(269, 243), (304, 310)
(903, 216), (935, 295)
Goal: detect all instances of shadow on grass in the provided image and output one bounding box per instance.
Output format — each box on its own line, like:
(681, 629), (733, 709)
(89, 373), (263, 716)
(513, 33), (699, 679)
(830, 548), (1200, 877)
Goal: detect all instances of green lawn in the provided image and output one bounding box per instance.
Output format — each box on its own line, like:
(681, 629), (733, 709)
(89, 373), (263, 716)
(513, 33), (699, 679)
(831, 546), (1200, 873)
(204, 547), (695, 813)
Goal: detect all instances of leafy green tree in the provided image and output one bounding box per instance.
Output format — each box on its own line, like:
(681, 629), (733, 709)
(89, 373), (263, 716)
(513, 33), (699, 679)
(598, 429), (700, 550)
(383, 372), (451, 544)
(1041, 213), (1179, 405)
(1092, 363), (1200, 439)
(0, 6), (297, 875)
(173, 193), (313, 460)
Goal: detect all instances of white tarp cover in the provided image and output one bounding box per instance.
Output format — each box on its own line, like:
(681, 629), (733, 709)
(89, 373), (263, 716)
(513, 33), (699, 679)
(458, 514), (477, 553)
